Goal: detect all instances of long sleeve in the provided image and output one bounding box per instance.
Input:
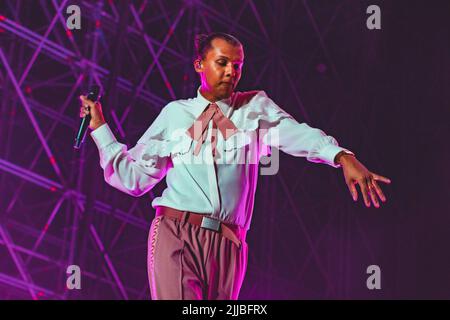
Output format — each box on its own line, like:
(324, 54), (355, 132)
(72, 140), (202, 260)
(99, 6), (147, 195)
(254, 91), (350, 168)
(90, 117), (171, 197)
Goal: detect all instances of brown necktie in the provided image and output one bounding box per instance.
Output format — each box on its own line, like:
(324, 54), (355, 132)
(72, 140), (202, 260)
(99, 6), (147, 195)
(186, 103), (238, 157)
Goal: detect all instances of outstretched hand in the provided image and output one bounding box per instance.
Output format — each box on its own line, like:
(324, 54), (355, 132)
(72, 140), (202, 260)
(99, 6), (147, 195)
(336, 154), (391, 208)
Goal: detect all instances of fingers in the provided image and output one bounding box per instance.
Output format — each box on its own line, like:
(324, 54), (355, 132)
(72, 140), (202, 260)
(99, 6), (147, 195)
(347, 181), (358, 202)
(357, 180), (371, 208)
(79, 96), (90, 118)
(354, 176), (388, 208)
(79, 95), (102, 119)
(350, 172), (390, 208)
(372, 173), (391, 184)
(79, 95), (98, 112)
(79, 104), (90, 118)
(367, 178), (380, 208)
(371, 179), (386, 202)
(79, 95), (96, 108)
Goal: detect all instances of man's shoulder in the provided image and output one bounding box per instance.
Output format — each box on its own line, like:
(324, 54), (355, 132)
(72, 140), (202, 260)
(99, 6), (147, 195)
(232, 89), (267, 107)
(231, 90), (273, 112)
(159, 98), (196, 115)
(234, 89), (265, 99)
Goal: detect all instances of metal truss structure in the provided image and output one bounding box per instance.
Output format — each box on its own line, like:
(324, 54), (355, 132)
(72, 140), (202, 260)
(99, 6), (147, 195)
(0, 0), (389, 299)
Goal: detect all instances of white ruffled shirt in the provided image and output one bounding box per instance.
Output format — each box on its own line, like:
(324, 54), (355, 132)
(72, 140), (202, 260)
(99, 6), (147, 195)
(91, 89), (350, 230)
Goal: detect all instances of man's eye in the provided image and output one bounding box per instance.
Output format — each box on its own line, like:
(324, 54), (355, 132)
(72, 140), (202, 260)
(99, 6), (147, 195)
(217, 61), (226, 66)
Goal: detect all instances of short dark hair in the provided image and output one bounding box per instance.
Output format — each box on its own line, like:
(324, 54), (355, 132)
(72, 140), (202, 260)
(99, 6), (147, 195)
(194, 32), (242, 60)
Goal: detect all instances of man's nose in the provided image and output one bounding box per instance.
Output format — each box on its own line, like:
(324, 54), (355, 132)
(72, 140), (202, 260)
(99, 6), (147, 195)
(225, 64), (236, 78)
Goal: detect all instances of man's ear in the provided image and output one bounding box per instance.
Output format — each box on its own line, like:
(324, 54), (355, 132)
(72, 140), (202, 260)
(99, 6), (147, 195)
(194, 59), (203, 73)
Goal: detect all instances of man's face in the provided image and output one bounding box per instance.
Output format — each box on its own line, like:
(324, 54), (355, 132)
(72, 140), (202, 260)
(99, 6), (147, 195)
(194, 38), (244, 102)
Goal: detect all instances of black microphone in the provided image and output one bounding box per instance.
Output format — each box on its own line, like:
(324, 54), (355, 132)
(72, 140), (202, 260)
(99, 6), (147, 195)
(74, 86), (100, 149)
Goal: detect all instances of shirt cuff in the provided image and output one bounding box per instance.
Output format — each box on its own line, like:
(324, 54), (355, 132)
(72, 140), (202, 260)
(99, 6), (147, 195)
(319, 144), (351, 168)
(90, 123), (117, 150)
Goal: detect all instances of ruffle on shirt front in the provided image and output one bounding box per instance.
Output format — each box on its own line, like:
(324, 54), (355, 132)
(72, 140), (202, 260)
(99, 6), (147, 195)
(135, 134), (193, 167)
(133, 90), (293, 165)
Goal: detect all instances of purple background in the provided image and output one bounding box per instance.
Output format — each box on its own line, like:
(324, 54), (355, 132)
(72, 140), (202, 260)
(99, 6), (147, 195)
(0, 0), (449, 299)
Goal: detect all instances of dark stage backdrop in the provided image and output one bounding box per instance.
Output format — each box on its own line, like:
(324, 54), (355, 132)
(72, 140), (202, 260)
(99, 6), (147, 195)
(0, 0), (449, 299)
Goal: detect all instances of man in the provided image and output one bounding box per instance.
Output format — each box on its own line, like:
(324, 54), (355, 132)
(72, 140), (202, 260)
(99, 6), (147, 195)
(80, 32), (391, 300)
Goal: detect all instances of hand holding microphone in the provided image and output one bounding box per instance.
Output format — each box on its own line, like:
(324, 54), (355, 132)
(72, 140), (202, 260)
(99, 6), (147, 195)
(74, 86), (106, 149)
(78, 95), (106, 131)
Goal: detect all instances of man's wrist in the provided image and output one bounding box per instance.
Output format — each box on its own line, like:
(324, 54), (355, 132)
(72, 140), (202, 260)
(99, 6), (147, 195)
(334, 150), (355, 166)
(91, 121), (106, 131)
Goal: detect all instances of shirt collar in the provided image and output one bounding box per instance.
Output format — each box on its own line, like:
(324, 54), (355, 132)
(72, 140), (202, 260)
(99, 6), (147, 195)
(193, 86), (233, 118)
